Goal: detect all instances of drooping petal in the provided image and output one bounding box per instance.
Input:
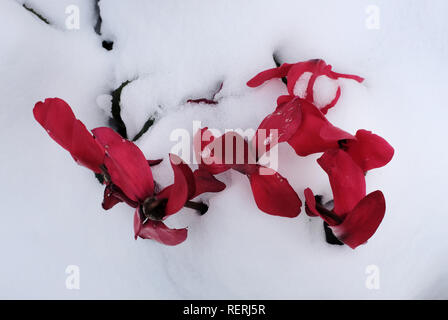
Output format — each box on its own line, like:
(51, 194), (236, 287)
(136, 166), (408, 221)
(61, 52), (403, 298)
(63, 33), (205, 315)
(192, 169), (226, 198)
(247, 63), (293, 87)
(92, 127), (154, 202)
(102, 183), (139, 210)
(249, 166), (302, 218)
(287, 100), (354, 156)
(317, 149), (366, 216)
(252, 97), (302, 155)
(344, 130), (394, 172)
(33, 98), (105, 173)
(133, 208), (187, 246)
(165, 154), (194, 214)
(102, 185), (123, 210)
(331, 190), (386, 249)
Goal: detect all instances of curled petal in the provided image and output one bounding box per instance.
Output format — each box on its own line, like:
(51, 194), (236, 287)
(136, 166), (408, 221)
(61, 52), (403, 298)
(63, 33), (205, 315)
(33, 98), (105, 173)
(344, 130), (394, 172)
(92, 127), (154, 202)
(331, 190), (386, 249)
(287, 100), (354, 156)
(193, 169), (226, 198)
(317, 149), (366, 215)
(286, 60), (324, 96)
(249, 167), (302, 217)
(133, 208), (187, 246)
(327, 70), (364, 83)
(320, 86), (341, 115)
(247, 63), (293, 87)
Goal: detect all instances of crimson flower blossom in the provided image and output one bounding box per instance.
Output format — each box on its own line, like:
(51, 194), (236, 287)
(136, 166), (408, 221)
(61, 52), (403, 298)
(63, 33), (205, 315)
(34, 98), (225, 246)
(304, 149), (386, 249)
(247, 59), (364, 114)
(254, 96), (354, 157)
(194, 128), (302, 217)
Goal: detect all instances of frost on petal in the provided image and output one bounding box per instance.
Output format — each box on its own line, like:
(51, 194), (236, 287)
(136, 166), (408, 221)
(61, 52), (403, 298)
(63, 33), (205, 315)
(253, 97), (302, 155)
(33, 98), (105, 173)
(92, 127), (154, 202)
(133, 208), (187, 246)
(249, 167), (302, 217)
(192, 169), (226, 198)
(287, 100), (354, 156)
(317, 149), (366, 216)
(246, 63), (293, 87)
(344, 129), (394, 172)
(331, 190), (386, 249)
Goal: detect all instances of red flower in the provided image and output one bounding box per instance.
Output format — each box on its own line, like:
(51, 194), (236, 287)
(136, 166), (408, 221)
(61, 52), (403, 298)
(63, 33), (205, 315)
(247, 59), (363, 114)
(340, 129), (394, 173)
(254, 97), (354, 156)
(34, 98), (225, 246)
(195, 128), (302, 217)
(33, 98), (105, 173)
(92, 128), (225, 245)
(304, 149), (386, 249)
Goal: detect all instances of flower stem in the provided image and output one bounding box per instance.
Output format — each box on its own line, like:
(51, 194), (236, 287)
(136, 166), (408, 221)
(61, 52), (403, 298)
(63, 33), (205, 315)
(184, 201), (209, 215)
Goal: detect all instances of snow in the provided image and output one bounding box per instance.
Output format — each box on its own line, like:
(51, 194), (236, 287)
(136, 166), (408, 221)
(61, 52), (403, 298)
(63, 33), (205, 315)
(0, 0), (447, 298)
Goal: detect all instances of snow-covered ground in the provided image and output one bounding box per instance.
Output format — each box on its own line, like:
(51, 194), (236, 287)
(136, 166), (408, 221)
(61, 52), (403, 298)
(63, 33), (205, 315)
(0, 0), (447, 299)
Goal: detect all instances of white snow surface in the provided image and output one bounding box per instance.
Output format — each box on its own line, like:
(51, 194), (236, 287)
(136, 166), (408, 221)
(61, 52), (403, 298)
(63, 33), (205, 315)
(0, 0), (447, 298)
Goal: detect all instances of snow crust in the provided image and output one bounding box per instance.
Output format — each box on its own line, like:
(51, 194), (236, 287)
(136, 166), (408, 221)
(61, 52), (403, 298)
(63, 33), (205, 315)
(0, 0), (447, 298)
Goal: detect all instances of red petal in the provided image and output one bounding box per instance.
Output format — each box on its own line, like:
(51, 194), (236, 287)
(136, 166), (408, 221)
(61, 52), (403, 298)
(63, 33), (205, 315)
(92, 127), (154, 202)
(164, 154), (193, 215)
(247, 63), (293, 87)
(133, 208), (187, 246)
(331, 190), (386, 249)
(205, 132), (256, 175)
(327, 70), (364, 83)
(287, 100), (354, 156)
(194, 127), (229, 174)
(253, 97), (302, 155)
(344, 130), (394, 172)
(317, 149), (366, 215)
(249, 167), (302, 217)
(33, 98), (105, 173)
(304, 188), (319, 217)
(320, 86), (341, 115)
(304, 188), (342, 225)
(102, 185), (123, 210)
(192, 169), (226, 198)
(276, 94), (294, 106)
(286, 60), (324, 96)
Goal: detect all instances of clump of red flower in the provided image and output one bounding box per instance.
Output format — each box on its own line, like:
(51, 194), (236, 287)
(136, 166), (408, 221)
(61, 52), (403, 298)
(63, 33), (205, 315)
(34, 58), (393, 249)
